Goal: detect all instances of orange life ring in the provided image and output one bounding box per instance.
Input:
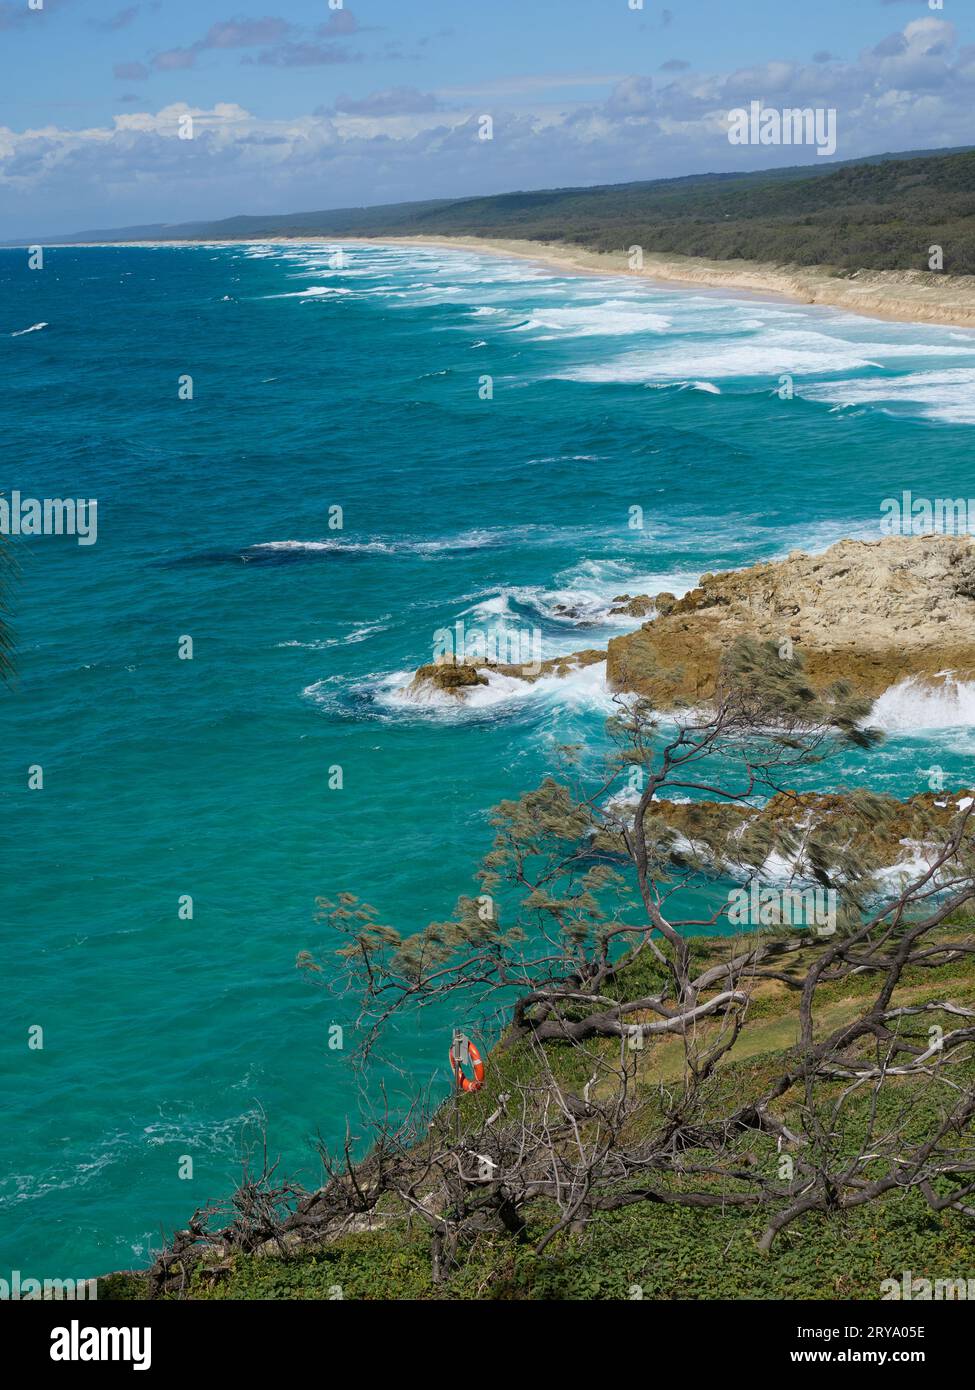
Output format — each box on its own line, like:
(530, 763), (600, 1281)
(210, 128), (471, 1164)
(449, 1040), (485, 1093)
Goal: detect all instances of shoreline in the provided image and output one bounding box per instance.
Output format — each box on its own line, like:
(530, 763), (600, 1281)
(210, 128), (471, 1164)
(343, 235), (975, 330)
(46, 233), (975, 330)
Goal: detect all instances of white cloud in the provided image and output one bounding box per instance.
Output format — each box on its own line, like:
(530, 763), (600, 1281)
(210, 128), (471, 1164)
(2, 16), (972, 236)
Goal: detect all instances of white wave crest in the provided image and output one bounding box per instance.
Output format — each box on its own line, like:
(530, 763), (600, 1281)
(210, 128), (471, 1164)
(870, 675), (975, 731)
(262, 286), (355, 300)
(512, 300), (672, 339)
(552, 328), (975, 386)
(251, 529), (497, 557)
(463, 563), (698, 637)
(800, 368), (975, 425)
(277, 620), (389, 650)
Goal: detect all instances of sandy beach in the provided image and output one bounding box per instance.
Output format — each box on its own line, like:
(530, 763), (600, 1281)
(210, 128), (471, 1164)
(339, 235), (975, 330)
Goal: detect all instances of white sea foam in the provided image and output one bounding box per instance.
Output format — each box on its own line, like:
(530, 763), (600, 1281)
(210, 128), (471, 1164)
(279, 639), (338, 650)
(552, 328), (975, 386)
(465, 591), (516, 619)
(255, 538), (396, 555)
(463, 561), (699, 637)
(0, 1103), (262, 1209)
(511, 300), (672, 339)
(800, 368), (975, 425)
(263, 286), (355, 300)
(875, 843), (947, 890)
(11, 321), (48, 336)
(301, 675), (345, 707)
(362, 659), (613, 721)
(251, 529), (497, 557)
(621, 673), (975, 740)
(870, 675), (975, 732)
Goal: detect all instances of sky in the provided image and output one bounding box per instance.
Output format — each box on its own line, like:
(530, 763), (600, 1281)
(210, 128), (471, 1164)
(0, 0), (972, 237)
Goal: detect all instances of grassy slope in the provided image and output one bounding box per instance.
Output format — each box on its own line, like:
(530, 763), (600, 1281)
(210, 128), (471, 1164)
(101, 926), (975, 1301)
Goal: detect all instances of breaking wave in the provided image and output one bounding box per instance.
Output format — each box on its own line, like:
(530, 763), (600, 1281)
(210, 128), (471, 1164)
(870, 675), (975, 732)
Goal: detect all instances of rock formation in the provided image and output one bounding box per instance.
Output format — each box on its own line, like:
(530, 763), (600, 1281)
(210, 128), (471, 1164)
(606, 536), (975, 707)
(404, 537), (975, 710)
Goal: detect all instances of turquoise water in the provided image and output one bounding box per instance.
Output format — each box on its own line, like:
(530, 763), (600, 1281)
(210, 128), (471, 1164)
(2, 241), (974, 1279)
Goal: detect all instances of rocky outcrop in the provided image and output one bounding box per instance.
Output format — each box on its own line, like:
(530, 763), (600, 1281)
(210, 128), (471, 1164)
(409, 662), (489, 695)
(403, 538), (975, 709)
(406, 649), (606, 697)
(609, 593), (657, 618)
(606, 536), (975, 707)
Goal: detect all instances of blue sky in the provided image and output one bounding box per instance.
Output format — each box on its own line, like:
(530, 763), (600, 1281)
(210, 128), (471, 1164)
(1, 0), (972, 236)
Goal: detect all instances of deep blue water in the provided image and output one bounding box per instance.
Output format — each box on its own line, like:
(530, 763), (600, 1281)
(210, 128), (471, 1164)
(2, 240), (974, 1279)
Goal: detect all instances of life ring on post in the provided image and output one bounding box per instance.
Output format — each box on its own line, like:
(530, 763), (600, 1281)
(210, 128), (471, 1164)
(449, 1040), (485, 1093)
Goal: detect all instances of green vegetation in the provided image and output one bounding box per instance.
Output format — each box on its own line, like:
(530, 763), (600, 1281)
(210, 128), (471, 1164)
(122, 1194), (975, 1301)
(49, 145), (975, 276)
(101, 923), (975, 1301)
(307, 148), (975, 274)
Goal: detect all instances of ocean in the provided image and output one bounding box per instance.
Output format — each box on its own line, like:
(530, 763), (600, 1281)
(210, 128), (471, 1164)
(2, 240), (974, 1280)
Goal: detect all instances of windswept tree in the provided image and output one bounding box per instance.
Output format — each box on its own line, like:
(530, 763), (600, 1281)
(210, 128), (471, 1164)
(151, 640), (975, 1289)
(307, 639), (892, 1052)
(297, 639), (975, 1261)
